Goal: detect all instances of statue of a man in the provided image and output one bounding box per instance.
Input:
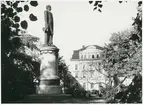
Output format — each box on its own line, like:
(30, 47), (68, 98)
(43, 5), (54, 46)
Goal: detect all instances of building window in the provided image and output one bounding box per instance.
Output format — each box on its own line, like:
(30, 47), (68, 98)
(92, 55), (94, 59)
(83, 65), (85, 69)
(81, 55), (83, 59)
(83, 83), (86, 88)
(83, 72), (86, 78)
(88, 55), (90, 59)
(90, 71), (94, 78)
(83, 74), (86, 78)
(91, 83), (94, 89)
(97, 55), (99, 58)
(90, 72), (92, 77)
(98, 62), (101, 70)
(84, 55), (86, 59)
(75, 64), (78, 70)
(75, 72), (78, 78)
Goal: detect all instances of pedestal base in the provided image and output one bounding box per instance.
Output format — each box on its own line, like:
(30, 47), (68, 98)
(38, 85), (62, 94)
(38, 45), (61, 95)
(37, 79), (62, 94)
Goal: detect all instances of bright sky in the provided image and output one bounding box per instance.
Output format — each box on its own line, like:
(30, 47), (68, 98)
(19, 0), (138, 65)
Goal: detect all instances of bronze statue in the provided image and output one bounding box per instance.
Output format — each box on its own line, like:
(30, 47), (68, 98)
(43, 5), (54, 46)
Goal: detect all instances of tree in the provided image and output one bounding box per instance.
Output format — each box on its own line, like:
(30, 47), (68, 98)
(88, 1), (103, 12)
(89, 1), (132, 12)
(99, 1), (142, 103)
(102, 28), (140, 85)
(1, 33), (41, 102)
(58, 56), (69, 92)
(1, 1), (40, 102)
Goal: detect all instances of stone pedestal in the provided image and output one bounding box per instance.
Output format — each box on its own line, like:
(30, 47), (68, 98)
(37, 45), (62, 94)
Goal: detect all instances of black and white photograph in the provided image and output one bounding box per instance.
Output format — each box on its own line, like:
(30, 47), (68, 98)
(1, 0), (142, 103)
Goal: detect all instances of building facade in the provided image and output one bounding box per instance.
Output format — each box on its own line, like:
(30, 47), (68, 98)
(69, 45), (107, 91)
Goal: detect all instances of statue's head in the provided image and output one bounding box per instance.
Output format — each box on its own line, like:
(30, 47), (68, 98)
(46, 5), (52, 11)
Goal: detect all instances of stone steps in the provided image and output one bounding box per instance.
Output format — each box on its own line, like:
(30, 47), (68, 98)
(16, 94), (106, 103)
(17, 94), (72, 103)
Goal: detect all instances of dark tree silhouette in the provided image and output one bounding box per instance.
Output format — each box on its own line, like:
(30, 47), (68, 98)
(1, 1), (40, 103)
(90, 1), (142, 103)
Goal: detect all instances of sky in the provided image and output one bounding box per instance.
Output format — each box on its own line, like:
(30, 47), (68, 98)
(19, 0), (138, 65)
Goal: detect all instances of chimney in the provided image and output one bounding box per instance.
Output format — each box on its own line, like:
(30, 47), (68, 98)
(82, 45), (85, 48)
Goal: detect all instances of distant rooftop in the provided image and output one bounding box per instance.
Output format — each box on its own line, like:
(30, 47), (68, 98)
(71, 45), (104, 60)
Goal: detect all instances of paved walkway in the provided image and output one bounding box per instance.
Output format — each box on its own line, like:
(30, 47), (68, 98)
(16, 94), (106, 103)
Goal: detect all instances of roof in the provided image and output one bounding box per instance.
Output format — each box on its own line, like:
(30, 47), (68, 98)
(71, 45), (104, 59)
(77, 45), (104, 51)
(71, 50), (79, 59)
